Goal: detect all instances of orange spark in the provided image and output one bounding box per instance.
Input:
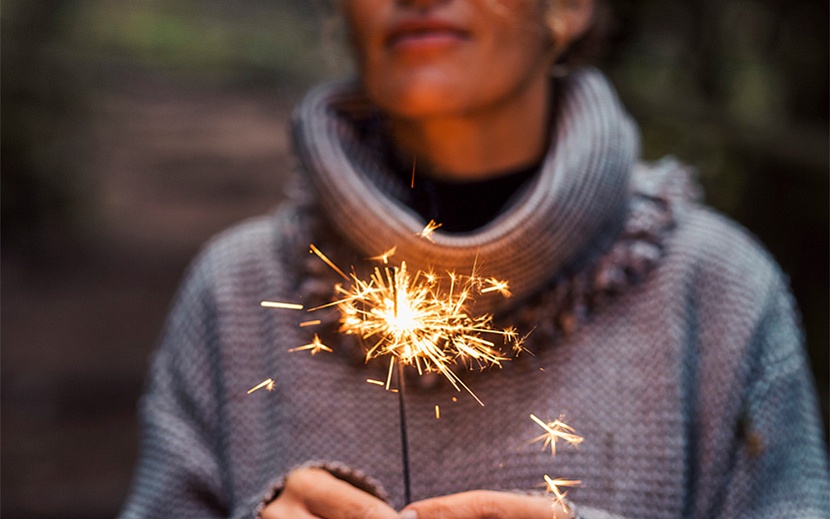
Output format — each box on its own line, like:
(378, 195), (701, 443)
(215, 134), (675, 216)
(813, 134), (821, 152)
(543, 475), (581, 512)
(416, 220), (442, 241)
(247, 378), (275, 394)
(299, 319), (322, 327)
(261, 301), (304, 310)
(288, 333), (333, 355)
(530, 414), (583, 456)
(369, 246), (398, 264)
(480, 277), (512, 297)
(309, 243), (349, 281)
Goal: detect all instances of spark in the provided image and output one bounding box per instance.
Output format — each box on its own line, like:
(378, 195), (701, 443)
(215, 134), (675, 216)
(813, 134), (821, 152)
(288, 333), (333, 355)
(416, 220), (442, 241)
(247, 378), (275, 394)
(479, 277), (512, 297)
(543, 475), (581, 512)
(530, 413), (584, 456)
(310, 243), (349, 281)
(299, 319), (321, 327)
(366, 379), (400, 392)
(260, 301), (304, 310)
(369, 246), (397, 264)
(435, 405), (441, 419)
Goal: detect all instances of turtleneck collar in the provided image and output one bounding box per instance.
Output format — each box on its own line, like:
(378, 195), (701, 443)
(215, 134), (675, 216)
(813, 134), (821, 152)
(291, 68), (640, 314)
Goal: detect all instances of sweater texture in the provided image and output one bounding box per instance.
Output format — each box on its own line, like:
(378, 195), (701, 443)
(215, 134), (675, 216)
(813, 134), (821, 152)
(119, 68), (829, 518)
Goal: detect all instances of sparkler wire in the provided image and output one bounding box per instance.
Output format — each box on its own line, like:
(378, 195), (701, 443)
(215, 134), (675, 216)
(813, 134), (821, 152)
(397, 361), (412, 505)
(391, 266), (413, 504)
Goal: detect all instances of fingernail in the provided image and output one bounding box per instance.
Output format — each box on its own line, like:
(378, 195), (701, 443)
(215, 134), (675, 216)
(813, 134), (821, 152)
(399, 510), (418, 519)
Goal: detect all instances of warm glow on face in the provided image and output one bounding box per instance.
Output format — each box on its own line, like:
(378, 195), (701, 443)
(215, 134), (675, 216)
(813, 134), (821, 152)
(343, 0), (554, 119)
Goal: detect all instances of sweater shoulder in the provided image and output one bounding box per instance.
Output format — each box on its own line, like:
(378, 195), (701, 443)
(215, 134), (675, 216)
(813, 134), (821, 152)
(668, 205), (790, 308)
(176, 204), (308, 303)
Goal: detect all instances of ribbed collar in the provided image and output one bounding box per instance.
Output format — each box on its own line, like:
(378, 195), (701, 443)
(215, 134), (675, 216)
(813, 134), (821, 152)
(292, 68), (640, 313)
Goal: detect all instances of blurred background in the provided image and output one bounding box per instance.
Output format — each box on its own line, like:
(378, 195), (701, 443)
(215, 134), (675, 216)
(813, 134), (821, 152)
(2, 0), (827, 517)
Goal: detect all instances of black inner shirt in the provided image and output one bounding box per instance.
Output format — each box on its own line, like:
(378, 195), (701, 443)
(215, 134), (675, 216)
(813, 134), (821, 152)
(398, 163), (541, 233)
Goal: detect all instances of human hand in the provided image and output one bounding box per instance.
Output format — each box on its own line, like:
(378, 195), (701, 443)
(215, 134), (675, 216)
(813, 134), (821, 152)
(260, 467), (399, 519)
(400, 490), (574, 519)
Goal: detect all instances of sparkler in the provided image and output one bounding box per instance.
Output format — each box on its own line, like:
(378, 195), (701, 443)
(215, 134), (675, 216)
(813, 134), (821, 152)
(264, 243), (520, 403)
(260, 240), (521, 504)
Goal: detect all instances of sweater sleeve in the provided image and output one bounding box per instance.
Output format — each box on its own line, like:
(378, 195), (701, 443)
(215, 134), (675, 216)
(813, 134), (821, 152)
(714, 276), (830, 518)
(117, 229), (390, 518)
(115, 249), (290, 519)
(117, 250), (240, 518)
(574, 256), (828, 519)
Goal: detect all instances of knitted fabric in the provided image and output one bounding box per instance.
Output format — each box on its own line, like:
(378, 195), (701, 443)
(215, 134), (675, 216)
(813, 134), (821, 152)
(294, 69), (635, 313)
(118, 69), (829, 518)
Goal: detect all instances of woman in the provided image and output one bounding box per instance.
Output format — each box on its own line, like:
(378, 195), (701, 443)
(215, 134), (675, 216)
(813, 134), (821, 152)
(119, 1), (829, 518)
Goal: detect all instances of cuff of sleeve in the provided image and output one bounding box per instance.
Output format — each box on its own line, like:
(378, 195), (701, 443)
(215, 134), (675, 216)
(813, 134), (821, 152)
(253, 460), (390, 518)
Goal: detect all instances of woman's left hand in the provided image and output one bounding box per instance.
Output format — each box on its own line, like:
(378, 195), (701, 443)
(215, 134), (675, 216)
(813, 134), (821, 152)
(400, 490), (573, 519)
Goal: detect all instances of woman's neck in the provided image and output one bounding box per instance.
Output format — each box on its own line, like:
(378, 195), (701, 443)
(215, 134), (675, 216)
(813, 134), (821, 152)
(388, 77), (551, 182)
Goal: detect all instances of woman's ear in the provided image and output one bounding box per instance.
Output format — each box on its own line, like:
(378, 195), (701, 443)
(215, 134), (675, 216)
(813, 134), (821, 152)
(546, 0), (595, 55)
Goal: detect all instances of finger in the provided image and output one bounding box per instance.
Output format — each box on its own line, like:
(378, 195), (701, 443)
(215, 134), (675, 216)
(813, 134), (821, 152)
(260, 494), (317, 519)
(287, 468), (398, 519)
(402, 490), (571, 519)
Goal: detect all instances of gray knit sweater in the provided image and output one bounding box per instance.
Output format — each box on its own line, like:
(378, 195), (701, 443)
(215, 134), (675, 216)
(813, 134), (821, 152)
(119, 69), (829, 518)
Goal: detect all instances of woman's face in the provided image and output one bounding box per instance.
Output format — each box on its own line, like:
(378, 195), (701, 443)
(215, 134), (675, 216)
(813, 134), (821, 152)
(343, 0), (555, 120)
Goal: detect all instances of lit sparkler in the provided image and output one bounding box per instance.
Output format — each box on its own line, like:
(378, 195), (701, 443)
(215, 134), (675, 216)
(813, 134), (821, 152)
(260, 241), (521, 505)
(262, 243), (519, 403)
(328, 258), (515, 404)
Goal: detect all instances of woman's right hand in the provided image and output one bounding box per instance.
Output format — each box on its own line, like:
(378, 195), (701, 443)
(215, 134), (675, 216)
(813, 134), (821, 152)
(260, 467), (399, 519)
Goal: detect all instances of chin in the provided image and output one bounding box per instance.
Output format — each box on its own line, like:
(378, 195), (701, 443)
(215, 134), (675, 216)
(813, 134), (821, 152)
(368, 73), (470, 119)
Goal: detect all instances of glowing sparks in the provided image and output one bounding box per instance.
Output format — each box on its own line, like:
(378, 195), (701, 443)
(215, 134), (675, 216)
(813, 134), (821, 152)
(260, 301), (304, 310)
(530, 413), (584, 456)
(288, 333), (333, 355)
(435, 405), (441, 419)
(247, 378), (275, 394)
(366, 378), (385, 386)
(259, 242), (520, 404)
(417, 220), (442, 241)
(369, 246), (398, 264)
(525, 414), (584, 513)
(543, 475), (581, 511)
(332, 260), (517, 404)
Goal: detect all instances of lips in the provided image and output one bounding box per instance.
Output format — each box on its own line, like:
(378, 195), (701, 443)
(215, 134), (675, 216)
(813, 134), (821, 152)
(386, 18), (470, 50)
